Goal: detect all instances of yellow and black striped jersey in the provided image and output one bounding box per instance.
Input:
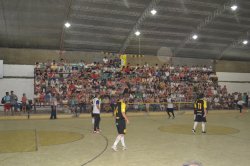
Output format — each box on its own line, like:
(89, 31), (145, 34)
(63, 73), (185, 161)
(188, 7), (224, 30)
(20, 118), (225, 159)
(114, 101), (126, 119)
(194, 99), (207, 114)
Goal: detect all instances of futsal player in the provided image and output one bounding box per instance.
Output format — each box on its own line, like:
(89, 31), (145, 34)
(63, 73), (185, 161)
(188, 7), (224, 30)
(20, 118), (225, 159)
(111, 96), (129, 151)
(166, 94), (175, 119)
(237, 97), (245, 114)
(92, 94), (101, 133)
(192, 93), (207, 134)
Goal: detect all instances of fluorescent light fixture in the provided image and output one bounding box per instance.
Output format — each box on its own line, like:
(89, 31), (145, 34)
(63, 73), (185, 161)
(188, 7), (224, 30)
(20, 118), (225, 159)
(135, 30), (141, 36)
(243, 40), (248, 45)
(192, 34), (198, 40)
(64, 22), (71, 28)
(231, 5), (238, 11)
(151, 9), (157, 15)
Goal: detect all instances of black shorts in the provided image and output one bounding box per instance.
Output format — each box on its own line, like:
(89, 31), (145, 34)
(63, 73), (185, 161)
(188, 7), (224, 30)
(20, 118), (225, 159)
(116, 119), (126, 134)
(238, 105), (243, 109)
(167, 108), (174, 112)
(194, 114), (207, 122)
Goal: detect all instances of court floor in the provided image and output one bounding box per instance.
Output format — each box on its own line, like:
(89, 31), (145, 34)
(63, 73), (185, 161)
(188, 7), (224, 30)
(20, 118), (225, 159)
(0, 111), (250, 166)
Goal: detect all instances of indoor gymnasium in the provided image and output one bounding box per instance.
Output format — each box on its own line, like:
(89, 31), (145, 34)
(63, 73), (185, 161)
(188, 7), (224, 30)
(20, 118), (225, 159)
(0, 0), (250, 166)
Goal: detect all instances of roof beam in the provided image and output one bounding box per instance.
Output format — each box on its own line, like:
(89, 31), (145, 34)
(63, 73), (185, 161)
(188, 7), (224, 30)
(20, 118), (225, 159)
(71, 14), (135, 25)
(217, 30), (250, 60)
(0, 0), (8, 41)
(173, 0), (236, 56)
(71, 23), (130, 33)
(74, 0), (146, 9)
(160, 0), (221, 8)
(72, 6), (140, 17)
(119, 0), (161, 54)
(64, 40), (121, 47)
(59, 0), (73, 54)
(128, 44), (222, 52)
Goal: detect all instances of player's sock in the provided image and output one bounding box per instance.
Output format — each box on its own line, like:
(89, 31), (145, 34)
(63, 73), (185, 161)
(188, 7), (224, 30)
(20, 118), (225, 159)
(120, 135), (126, 147)
(113, 135), (121, 147)
(202, 122), (206, 132)
(193, 122), (198, 130)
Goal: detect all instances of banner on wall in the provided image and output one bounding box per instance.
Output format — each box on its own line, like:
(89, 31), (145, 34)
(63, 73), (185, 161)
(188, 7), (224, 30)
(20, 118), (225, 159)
(0, 60), (3, 78)
(120, 54), (127, 67)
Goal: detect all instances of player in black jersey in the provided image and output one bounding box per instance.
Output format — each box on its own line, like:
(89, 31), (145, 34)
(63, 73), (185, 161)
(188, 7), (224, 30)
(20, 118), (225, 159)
(192, 93), (207, 134)
(111, 96), (129, 151)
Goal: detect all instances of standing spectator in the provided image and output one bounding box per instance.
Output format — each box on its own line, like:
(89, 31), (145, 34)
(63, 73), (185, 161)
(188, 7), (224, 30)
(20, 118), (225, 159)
(69, 94), (78, 117)
(246, 93), (249, 108)
(78, 92), (87, 113)
(10, 91), (18, 115)
(103, 56), (108, 64)
(166, 94), (175, 119)
(243, 93), (248, 108)
(3, 92), (11, 115)
(50, 94), (57, 119)
(192, 93), (207, 134)
(92, 94), (101, 133)
(21, 93), (27, 113)
(44, 92), (51, 106)
(110, 96), (116, 115)
(26, 100), (33, 119)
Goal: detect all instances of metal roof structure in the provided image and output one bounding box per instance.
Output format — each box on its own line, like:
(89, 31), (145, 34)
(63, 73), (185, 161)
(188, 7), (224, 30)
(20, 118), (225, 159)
(0, 0), (250, 61)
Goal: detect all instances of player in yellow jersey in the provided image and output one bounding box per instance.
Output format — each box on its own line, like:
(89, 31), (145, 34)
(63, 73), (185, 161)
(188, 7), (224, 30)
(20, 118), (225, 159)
(111, 96), (129, 151)
(192, 93), (207, 134)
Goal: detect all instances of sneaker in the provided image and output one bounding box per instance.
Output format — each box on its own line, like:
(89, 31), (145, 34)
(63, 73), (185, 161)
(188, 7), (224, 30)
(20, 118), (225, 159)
(122, 146), (127, 150)
(202, 131), (206, 134)
(111, 146), (118, 151)
(192, 129), (196, 134)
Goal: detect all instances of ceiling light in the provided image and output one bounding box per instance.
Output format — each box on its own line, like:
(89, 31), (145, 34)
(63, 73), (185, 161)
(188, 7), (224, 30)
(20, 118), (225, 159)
(243, 40), (248, 45)
(192, 34), (198, 40)
(135, 30), (141, 36)
(151, 9), (157, 15)
(64, 22), (71, 28)
(231, 5), (238, 11)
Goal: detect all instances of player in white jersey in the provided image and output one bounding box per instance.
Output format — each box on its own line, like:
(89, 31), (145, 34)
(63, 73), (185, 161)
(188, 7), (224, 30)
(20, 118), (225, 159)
(92, 94), (101, 133)
(166, 94), (175, 119)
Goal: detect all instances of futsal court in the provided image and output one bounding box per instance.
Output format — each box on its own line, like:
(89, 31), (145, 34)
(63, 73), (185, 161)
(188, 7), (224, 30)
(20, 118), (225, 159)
(0, 110), (249, 166)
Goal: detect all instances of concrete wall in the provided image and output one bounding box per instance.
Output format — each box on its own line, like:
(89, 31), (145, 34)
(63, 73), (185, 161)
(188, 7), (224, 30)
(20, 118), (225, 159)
(1, 47), (250, 73)
(0, 64), (34, 100)
(0, 78), (34, 101)
(4, 64), (34, 77)
(217, 72), (250, 93)
(215, 60), (250, 73)
(0, 48), (115, 65)
(0, 60), (3, 78)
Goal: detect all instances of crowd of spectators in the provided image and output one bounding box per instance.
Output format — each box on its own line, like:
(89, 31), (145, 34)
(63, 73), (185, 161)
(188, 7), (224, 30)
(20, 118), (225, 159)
(34, 57), (248, 112)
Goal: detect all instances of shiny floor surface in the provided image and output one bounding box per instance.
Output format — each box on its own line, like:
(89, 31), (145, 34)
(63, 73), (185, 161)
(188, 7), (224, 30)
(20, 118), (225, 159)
(0, 111), (249, 166)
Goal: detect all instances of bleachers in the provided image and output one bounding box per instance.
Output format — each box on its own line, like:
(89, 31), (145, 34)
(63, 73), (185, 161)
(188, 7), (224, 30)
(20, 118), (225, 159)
(33, 58), (240, 111)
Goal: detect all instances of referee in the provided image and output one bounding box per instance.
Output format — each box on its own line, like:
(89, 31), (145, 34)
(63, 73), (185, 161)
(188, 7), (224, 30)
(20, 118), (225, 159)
(111, 96), (129, 151)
